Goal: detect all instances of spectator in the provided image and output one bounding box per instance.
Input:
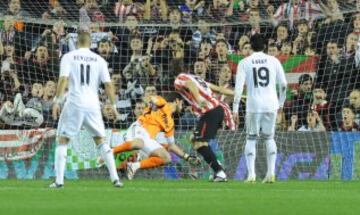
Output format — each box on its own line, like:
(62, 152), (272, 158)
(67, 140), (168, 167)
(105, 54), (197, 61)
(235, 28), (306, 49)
(0, 83), (44, 127)
(28, 20), (67, 59)
(67, 22), (118, 52)
(311, 87), (331, 129)
(209, 0), (234, 20)
(188, 19), (217, 49)
(352, 12), (360, 34)
(5, 0), (30, 19)
(288, 110), (326, 131)
(276, 109), (288, 131)
(198, 38), (213, 66)
(42, 80), (56, 125)
(178, 0), (206, 23)
(133, 99), (146, 119)
(349, 89), (360, 125)
(26, 82), (44, 118)
(114, 0), (144, 23)
(304, 46), (316, 56)
(292, 19), (314, 55)
(269, 0), (322, 29)
(162, 30), (185, 85)
(267, 42), (279, 57)
(238, 42), (252, 56)
(319, 0), (344, 24)
(169, 7), (183, 27)
(206, 38), (230, 82)
(236, 35), (250, 54)
(79, 0), (105, 24)
(315, 41), (340, 90)
(110, 73), (141, 128)
(25, 44), (59, 82)
(316, 40), (358, 123)
(338, 106), (359, 131)
(144, 0), (168, 22)
(215, 38), (229, 63)
(287, 74), (313, 129)
(116, 14), (142, 69)
(280, 41), (292, 56)
(123, 35), (158, 86)
(1, 42), (22, 69)
(215, 64), (233, 105)
(316, 0), (347, 55)
(97, 39), (121, 74)
(270, 24), (290, 48)
(0, 61), (22, 102)
(342, 32), (358, 60)
(42, 1), (67, 20)
(245, 8), (273, 40)
(193, 58), (208, 80)
(142, 84), (157, 105)
(102, 103), (116, 123)
(0, 15), (29, 57)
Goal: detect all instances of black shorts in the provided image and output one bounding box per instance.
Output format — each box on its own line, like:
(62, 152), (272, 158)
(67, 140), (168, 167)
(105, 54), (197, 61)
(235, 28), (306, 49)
(194, 105), (224, 142)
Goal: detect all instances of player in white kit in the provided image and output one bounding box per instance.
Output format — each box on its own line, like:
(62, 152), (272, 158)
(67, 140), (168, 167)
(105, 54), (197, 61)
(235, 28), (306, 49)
(50, 30), (123, 188)
(233, 34), (287, 183)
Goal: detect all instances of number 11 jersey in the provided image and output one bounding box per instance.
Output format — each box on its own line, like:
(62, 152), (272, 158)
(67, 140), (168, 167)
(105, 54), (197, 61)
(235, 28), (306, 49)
(234, 52), (287, 113)
(60, 48), (110, 110)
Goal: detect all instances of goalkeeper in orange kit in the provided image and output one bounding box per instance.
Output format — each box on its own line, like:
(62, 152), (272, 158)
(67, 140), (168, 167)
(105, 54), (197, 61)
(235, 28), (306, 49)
(112, 92), (200, 180)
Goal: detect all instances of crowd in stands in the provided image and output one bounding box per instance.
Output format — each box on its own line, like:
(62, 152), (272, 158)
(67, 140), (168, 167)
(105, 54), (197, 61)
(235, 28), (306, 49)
(0, 0), (359, 132)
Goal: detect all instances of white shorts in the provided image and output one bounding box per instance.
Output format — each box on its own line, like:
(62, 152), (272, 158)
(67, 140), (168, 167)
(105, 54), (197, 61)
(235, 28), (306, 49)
(57, 104), (105, 138)
(246, 112), (277, 138)
(125, 121), (162, 156)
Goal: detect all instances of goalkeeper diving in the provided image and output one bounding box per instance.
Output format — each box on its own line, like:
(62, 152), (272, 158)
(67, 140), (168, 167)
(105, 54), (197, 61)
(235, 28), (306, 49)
(109, 92), (200, 180)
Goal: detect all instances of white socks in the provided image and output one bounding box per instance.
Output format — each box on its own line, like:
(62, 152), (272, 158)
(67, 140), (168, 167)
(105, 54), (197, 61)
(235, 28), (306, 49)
(265, 139), (277, 177)
(97, 143), (119, 182)
(55, 144), (68, 185)
(244, 139), (257, 178)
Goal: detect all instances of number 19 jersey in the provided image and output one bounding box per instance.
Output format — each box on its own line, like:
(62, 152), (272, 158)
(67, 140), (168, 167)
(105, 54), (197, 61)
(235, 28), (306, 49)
(234, 52), (287, 113)
(60, 48), (110, 110)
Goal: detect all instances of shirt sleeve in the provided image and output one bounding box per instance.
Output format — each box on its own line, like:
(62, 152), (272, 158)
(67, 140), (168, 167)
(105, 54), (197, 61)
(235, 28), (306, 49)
(100, 59), (111, 83)
(59, 54), (70, 77)
(276, 59), (287, 108)
(233, 61), (246, 113)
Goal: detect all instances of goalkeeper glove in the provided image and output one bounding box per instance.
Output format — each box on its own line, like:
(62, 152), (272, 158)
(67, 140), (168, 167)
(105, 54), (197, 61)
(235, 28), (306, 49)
(183, 153), (201, 166)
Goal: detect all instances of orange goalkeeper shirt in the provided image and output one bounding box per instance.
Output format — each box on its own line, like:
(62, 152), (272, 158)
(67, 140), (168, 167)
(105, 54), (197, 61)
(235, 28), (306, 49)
(137, 96), (175, 139)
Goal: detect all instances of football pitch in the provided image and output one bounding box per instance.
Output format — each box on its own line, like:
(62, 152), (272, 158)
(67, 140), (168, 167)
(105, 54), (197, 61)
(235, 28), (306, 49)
(0, 180), (359, 215)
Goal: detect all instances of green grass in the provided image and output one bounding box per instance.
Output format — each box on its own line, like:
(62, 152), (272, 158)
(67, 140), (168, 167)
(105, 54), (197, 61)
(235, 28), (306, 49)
(0, 180), (359, 215)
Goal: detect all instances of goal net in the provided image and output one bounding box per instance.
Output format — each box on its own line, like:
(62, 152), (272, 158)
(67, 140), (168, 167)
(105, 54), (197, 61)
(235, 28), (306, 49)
(0, 0), (359, 181)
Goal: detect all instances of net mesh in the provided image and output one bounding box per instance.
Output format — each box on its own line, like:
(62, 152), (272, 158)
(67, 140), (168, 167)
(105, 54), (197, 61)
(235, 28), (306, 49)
(0, 0), (359, 180)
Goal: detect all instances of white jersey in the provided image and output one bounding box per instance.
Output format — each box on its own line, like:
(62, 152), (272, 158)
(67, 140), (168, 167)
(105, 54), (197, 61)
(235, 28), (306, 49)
(60, 48), (110, 110)
(233, 52), (287, 113)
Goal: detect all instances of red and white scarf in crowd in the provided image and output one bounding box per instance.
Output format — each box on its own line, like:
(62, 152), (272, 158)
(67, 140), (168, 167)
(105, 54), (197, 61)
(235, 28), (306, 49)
(273, 0), (323, 28)
(114, 2), (141, 23)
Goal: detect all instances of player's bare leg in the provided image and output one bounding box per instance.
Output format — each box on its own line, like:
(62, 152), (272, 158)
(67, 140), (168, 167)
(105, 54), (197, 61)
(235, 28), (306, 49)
(192, 138), (227, 182)
(49, 136), (69, 188)
(94, 136), (123, 188)
(126, 148), (171, 180)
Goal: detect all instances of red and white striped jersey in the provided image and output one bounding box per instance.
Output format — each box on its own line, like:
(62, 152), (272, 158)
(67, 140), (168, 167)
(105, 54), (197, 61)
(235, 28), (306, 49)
(219, 101), (236, 131)
(174, 73), (219, 115)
